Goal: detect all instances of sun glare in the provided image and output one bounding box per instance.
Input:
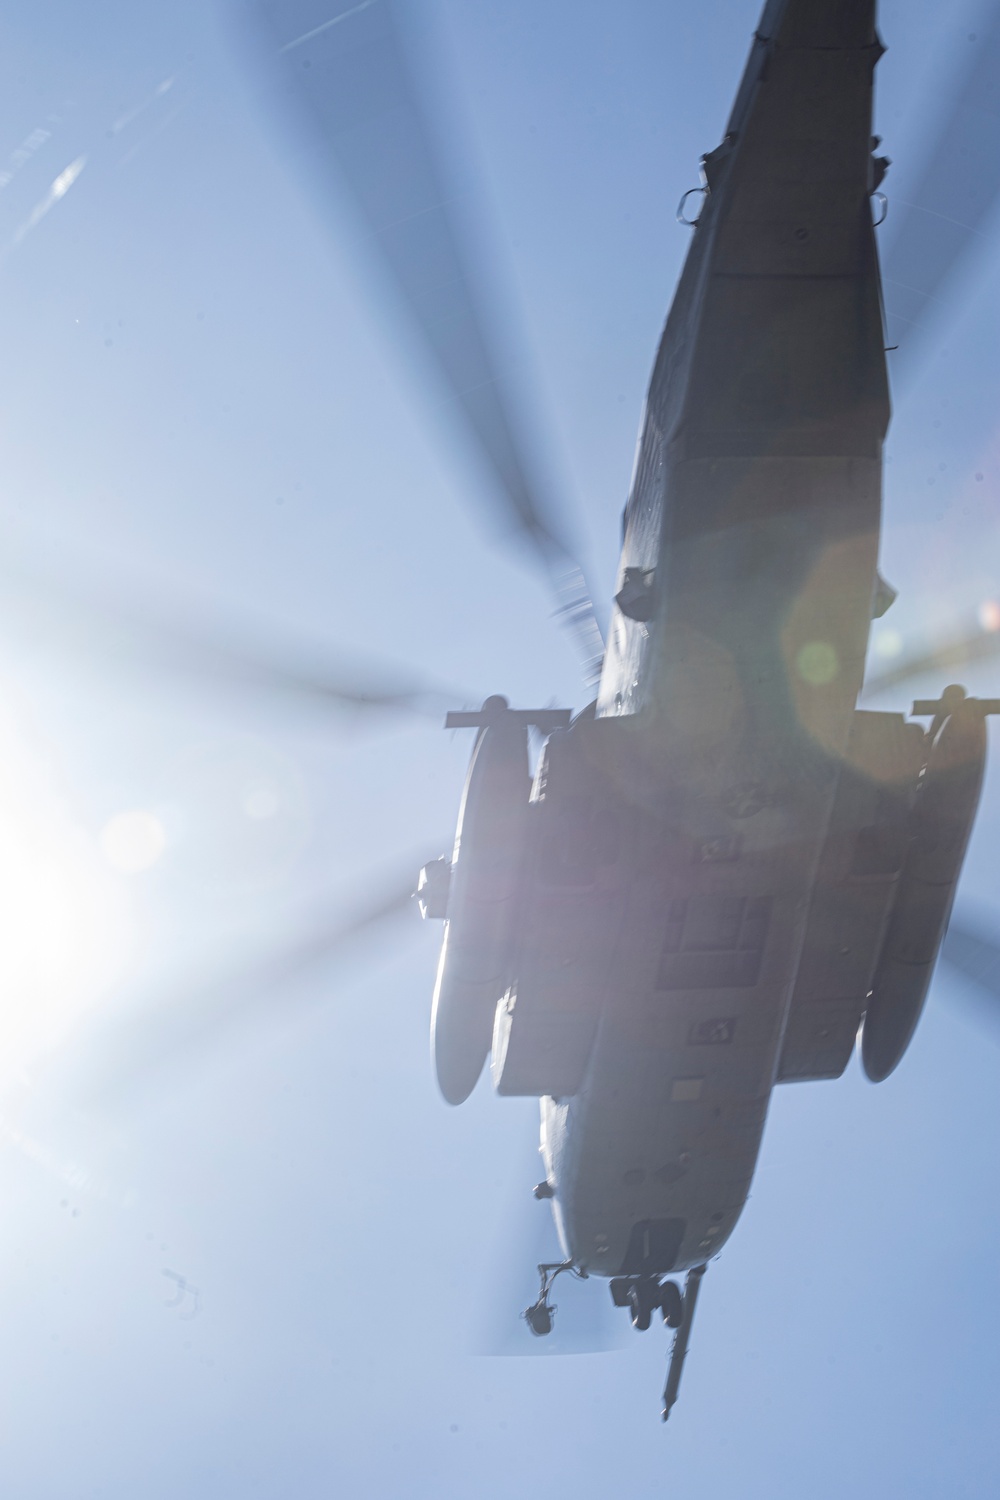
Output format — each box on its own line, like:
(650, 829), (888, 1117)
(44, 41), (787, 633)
(0, 725), (130, 1073)
(100, 808), (167, 873)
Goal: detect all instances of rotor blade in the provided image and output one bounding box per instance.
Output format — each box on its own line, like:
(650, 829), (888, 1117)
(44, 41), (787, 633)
(882, 11), (1000, 378)
(244, 0), (604, 682)
(67, 857), (437, 1106)
(861, 621), (1000, 700)
(0, 563), (458, 722)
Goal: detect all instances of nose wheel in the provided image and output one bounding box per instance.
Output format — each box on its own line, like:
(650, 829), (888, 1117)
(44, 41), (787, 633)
(522, 1260), (587, 1338)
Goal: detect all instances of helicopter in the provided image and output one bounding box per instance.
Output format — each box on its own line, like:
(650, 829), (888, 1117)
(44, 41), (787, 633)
(183, 0), (999, 1422)
(9, 0), (1000, 1444)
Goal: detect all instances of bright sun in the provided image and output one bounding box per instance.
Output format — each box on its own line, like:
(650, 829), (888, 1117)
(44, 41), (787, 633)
(0, 716), (131, 1074)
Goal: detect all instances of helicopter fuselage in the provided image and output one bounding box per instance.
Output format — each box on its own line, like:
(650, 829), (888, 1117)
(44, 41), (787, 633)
(537, 0), (895, 1278)
(418, 0), (993, 1421)
(430, 0), (981, 1300)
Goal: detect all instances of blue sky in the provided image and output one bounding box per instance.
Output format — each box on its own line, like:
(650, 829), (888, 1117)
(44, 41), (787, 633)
(0, 0), (996, 1495)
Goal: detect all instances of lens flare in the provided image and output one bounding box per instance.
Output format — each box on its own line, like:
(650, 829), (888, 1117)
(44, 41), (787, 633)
(978, 599), (1000, 632)
(796, 641), (839, 686)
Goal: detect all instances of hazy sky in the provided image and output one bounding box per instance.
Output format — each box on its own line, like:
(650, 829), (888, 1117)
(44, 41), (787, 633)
(0, 1), (997, 1495)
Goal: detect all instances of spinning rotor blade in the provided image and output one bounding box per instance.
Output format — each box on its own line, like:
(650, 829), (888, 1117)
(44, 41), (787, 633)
(861, 620), (1000, 700)
(71, 859), (435, 1104)
(0, 564), (456, 723)
(245, 0), (604, 682)
(882, 9), (1000, 376)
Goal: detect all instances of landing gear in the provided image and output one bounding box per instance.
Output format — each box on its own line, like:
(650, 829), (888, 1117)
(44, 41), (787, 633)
(628, 1279), (658, 1331)
(609, 1276), (683, 1330)
(660, 1278), (683, 1330)
(522, 1260), (588, 1338)
(608, 1268), (706, 1417)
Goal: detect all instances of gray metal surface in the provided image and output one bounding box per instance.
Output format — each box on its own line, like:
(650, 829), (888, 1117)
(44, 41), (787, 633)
(542, 0), (890, 1277)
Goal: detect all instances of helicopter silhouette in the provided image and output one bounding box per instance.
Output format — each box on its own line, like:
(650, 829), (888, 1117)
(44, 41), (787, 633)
(18, 0), (1000, 1426)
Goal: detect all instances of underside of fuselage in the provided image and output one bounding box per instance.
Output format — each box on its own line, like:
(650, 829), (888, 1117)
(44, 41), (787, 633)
(546, 0), (890, 1279)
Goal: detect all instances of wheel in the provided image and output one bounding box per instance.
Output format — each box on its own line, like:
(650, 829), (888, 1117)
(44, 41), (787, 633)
(525, 1302), (553, 1337)
(628, 1282), (653, 1332)
(659, 1280), (683, 1329)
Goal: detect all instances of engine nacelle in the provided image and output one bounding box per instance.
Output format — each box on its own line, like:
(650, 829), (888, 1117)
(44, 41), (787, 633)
(492, 716), (632, 1098)
(430, 699), (568, 1104)
(861, 689), (990, 1082)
